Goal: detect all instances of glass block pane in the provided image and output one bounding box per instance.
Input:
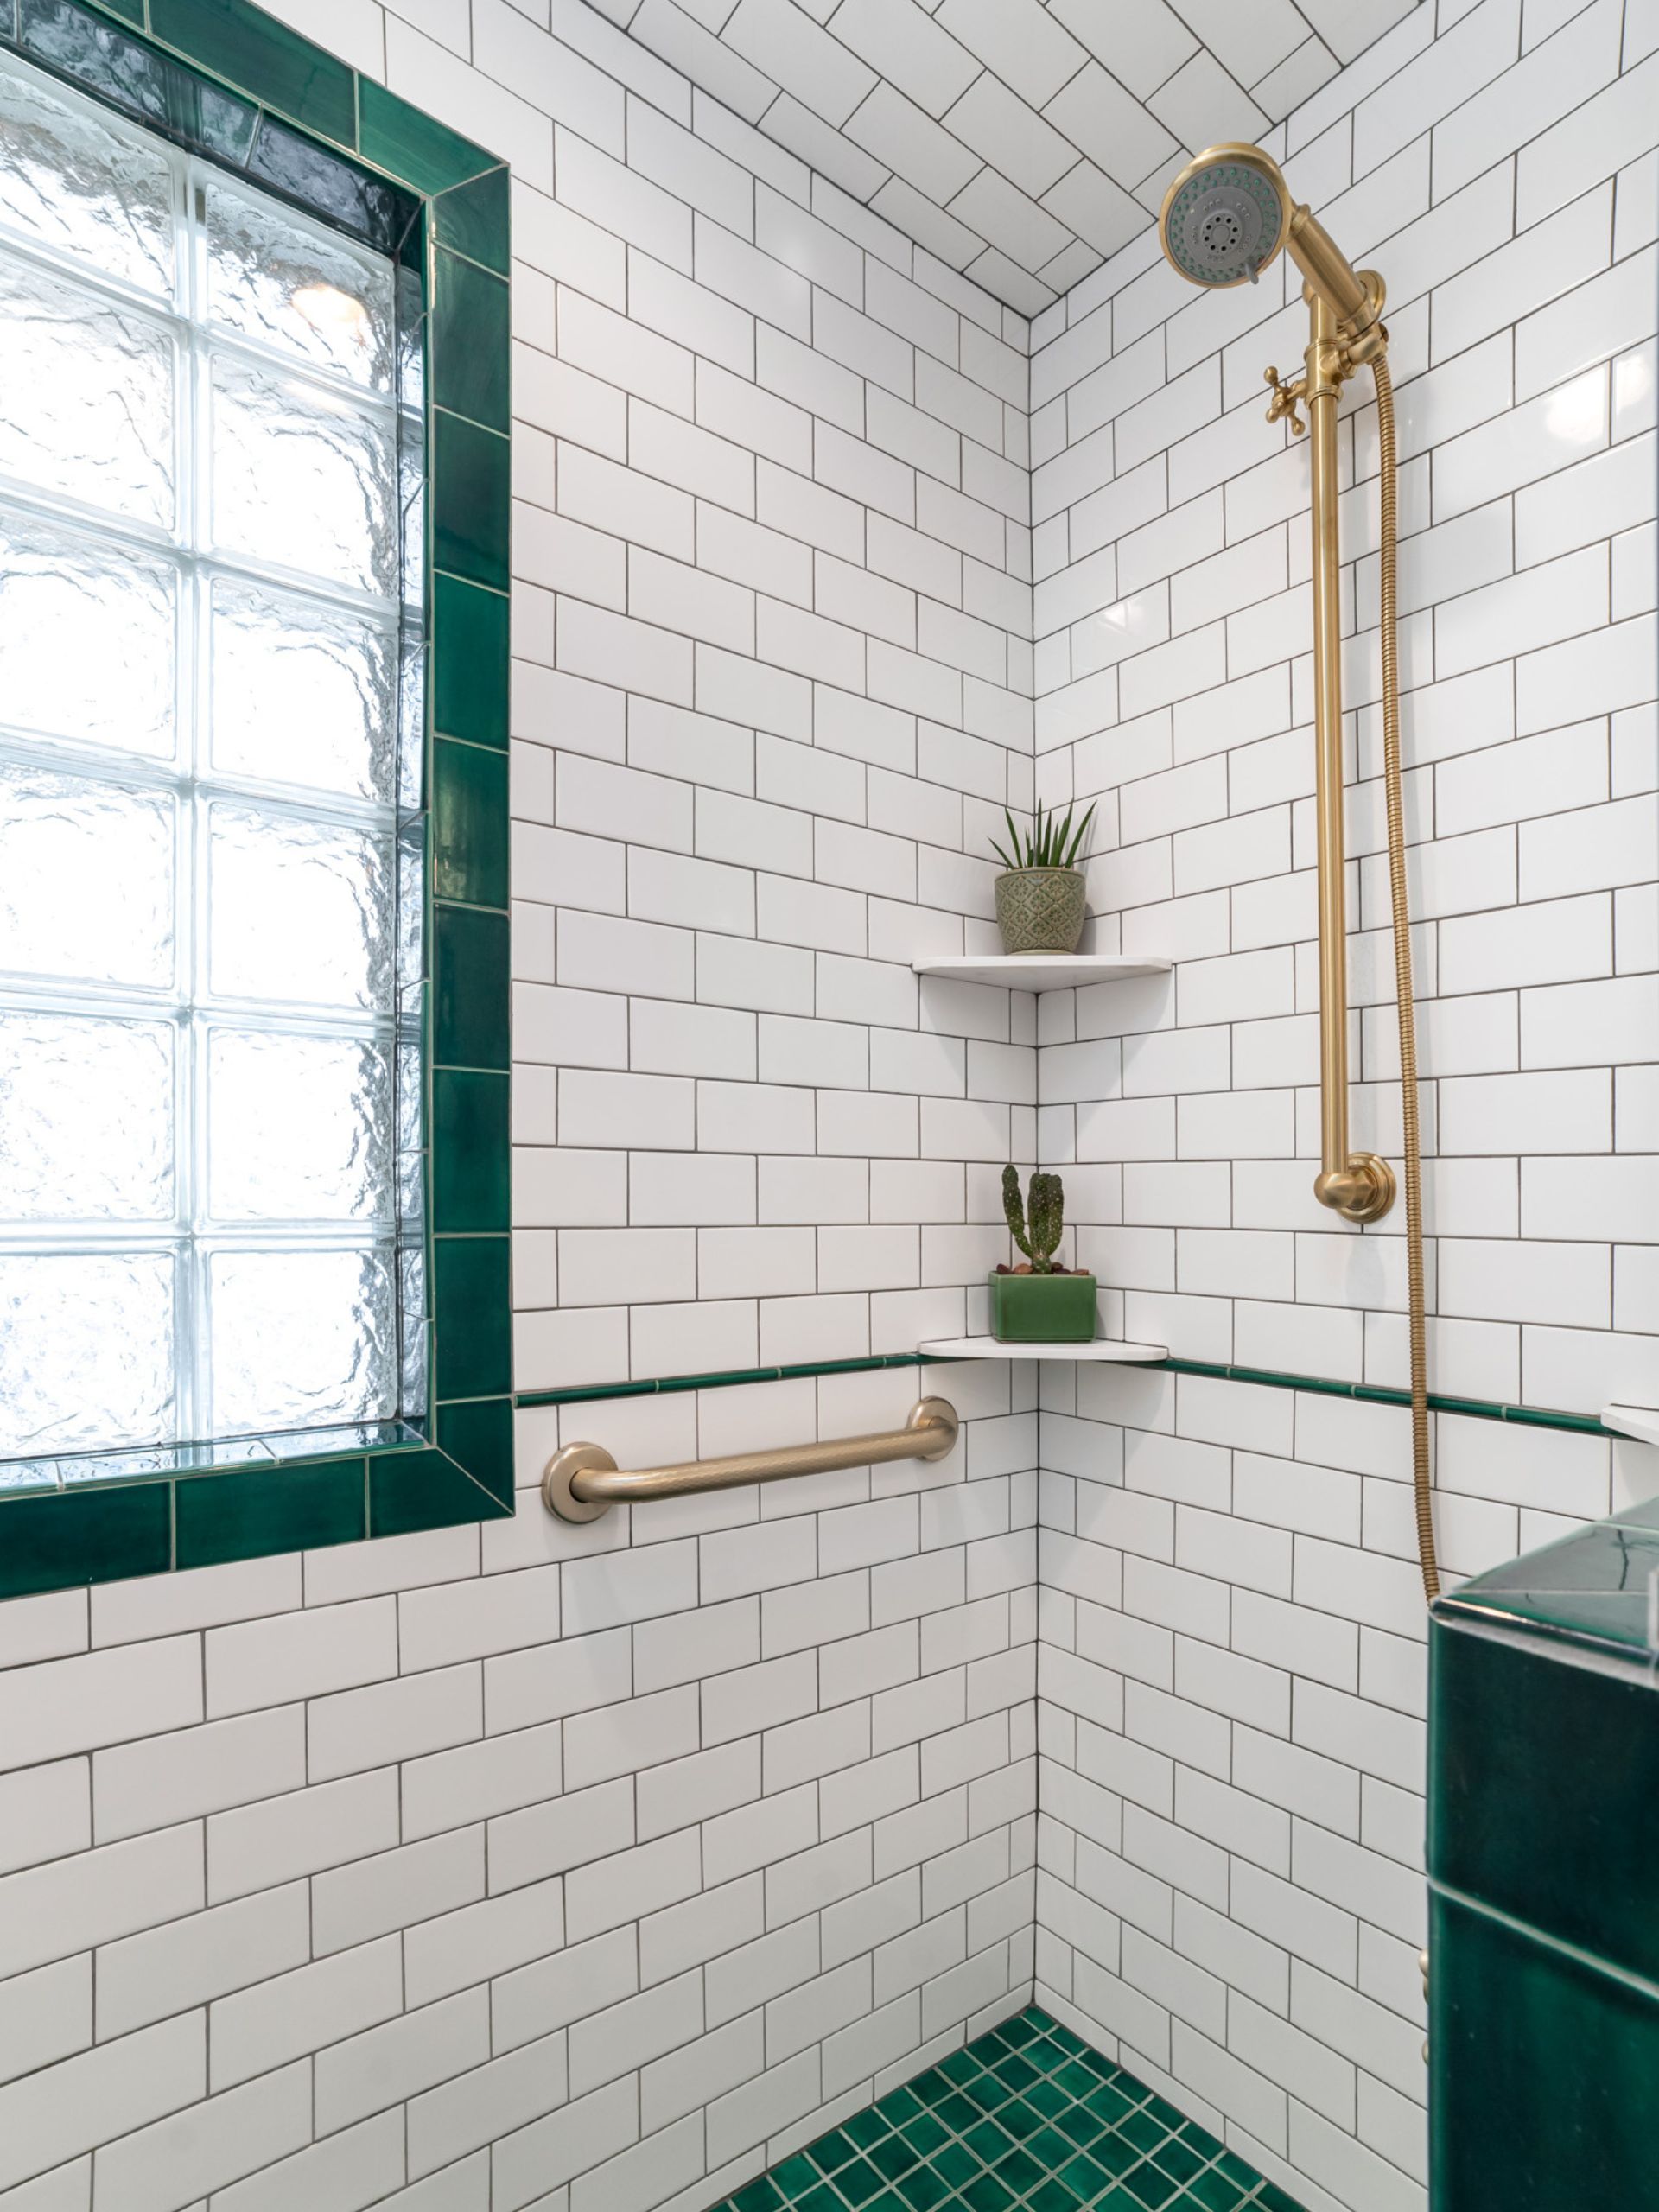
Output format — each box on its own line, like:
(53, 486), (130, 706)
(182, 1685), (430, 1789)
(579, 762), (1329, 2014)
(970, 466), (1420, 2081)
(397, 1242), (425, 1417)
(0, 248), (174, 525)
(209, 347), (397, 597)
(396, 622), (424, 812)
(0, 1011), (173, 1220)
(0, 1250), (176, 1455)
(208, 577), (397, 804)
(206, 801), (392, 1012)
(203, 172), (395, 392)
(0, 54), (175, 296)
(207, 1245), (395, 1436)
(0, 763), (175, 990)
(397, 406), (425, 611)
(397, 819), (424, 999)
(0, 505), (176, 760)
(207, 1027), (393, 1223)
(395, 260), (423, 414)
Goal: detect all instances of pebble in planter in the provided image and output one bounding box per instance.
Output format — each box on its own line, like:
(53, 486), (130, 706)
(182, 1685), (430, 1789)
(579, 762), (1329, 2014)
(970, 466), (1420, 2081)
(989, 1165), (1097, 1343)
(989, 799), (1096, 956)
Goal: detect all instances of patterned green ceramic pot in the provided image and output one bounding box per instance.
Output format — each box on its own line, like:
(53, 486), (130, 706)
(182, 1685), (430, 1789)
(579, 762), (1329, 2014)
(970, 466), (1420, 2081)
(995, 867), (1087, 955)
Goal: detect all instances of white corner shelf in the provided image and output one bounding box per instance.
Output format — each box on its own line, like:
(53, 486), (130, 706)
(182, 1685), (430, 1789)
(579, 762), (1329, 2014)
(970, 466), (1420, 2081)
(912, 954), (1171, 991)
(921, 1336), (1168, 1363)
(1603, 1404), (1659, 1446)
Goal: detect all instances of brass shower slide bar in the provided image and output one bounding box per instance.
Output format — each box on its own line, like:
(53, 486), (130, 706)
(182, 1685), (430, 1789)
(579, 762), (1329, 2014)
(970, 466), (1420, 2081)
(541, 1395), (960, 1522)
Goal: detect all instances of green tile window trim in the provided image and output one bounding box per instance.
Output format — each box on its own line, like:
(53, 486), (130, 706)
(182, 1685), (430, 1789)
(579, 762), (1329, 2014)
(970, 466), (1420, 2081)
(715, 2007), (1304, 2212)
(0, 0), (513, 1599)
(516, 1353), (1613, 1440)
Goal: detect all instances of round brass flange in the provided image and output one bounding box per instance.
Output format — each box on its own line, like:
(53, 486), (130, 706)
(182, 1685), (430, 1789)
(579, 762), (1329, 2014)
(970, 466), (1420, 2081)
(910, 1396), (960, 1461)
(542, 1441), (618, 1523)
(1315, 1153), (1396, 1224)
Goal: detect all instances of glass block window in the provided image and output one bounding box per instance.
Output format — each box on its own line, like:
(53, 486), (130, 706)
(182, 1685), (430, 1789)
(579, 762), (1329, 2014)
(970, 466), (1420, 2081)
(0, 48), (425, 1465)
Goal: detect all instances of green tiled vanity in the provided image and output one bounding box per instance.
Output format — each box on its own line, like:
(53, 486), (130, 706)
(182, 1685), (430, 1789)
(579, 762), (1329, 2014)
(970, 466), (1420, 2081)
(1429, 1500), (1659, 2208)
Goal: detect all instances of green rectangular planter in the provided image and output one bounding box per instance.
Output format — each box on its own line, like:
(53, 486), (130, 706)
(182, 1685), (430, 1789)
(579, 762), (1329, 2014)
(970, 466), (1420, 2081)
(988, 1271), (1098, 1344)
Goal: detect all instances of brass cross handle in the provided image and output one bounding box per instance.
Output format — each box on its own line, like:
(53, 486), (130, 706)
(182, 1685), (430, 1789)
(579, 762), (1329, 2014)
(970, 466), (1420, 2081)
(1264, 365), (1306, 435)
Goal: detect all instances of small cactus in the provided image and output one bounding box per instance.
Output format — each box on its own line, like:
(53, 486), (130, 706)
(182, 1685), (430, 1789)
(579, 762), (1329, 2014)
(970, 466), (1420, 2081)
(1002, 1165), (1065, 1274)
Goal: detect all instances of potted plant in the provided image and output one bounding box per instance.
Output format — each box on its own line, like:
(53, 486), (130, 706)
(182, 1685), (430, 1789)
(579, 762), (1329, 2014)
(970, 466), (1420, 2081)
(989, 1166), (1097, 1343)
(989, 798), (1096, 957)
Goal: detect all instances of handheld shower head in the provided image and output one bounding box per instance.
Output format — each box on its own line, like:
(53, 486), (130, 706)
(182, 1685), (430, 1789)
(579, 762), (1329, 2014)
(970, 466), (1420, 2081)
(1159, 143), (1292, 289)
(1160, 143), (1385, 348)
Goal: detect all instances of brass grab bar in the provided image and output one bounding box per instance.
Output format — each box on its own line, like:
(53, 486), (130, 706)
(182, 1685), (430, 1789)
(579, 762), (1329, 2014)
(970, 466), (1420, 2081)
(542, 1396), (960, 1522)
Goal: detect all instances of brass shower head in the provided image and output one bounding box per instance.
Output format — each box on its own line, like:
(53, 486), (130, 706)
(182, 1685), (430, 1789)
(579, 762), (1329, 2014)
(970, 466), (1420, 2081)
(1160, 142), (1385, 349)
(1158, 143), (1293, 289)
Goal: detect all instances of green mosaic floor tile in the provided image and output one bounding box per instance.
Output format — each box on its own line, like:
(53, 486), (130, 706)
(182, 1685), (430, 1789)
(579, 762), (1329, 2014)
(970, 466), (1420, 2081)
(804, 2132), (855, 2177)
(838, 2158), (890, 2207)
(1057, 2148), (1113, 2200)
(1120, 2108), (1171, 2156)
(895, 2166), (951, 2210)
(1024, 2077), (1071, 2120)
(957, 2177), (1017, 2212)
(1052, 2105), (1105, 2152)
(720, 2007), (1306, 2212)
(1214, 2152), (1261, 2190)
(1176, 2121), (1226, 2164)
(961, 2117), (1014, 2168)
(1025, 2126), (1077, 2172)
(1093, 2132), (1145, 2178)
(868, 2136), (920, 2184)
(1027, 2179), (1078, 2212)
(728, 2183), (783, 2212)
(845, 2110), (890, 2153)
(1122, 2160), (1182, 2208)
(1185, 2173), (1249, 2212)
(1153, 2136), (1207, 2187)
(931, 2142), (977, 2192)
(768, 2153), (819, 2197)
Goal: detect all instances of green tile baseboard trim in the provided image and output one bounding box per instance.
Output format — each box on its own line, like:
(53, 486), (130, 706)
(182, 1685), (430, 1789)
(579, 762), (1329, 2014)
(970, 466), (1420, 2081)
(517, 1352), (1611, 1439)
(715, 2005), (1305, 2212)
(0, 0), (512, 1599)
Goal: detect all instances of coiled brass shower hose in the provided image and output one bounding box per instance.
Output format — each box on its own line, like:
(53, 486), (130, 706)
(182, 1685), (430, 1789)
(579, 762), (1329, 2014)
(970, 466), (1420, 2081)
(1372, 353), (1440, 1604)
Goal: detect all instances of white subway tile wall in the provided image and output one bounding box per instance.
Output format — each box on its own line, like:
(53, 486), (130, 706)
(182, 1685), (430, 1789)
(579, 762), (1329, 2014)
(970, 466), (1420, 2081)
(1027, 3), (1656, 2209)
(0, 4), (1655, 2212)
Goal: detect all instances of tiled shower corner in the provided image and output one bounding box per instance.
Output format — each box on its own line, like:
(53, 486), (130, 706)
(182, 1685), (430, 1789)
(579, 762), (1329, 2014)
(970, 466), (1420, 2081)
(717, 2011), (1303, 2212)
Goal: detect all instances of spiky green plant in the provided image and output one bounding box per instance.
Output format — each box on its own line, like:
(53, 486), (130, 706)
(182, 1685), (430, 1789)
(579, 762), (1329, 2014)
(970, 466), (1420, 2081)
(989, 798), (1096, 874)
(1002, 1164), (1065, 1274)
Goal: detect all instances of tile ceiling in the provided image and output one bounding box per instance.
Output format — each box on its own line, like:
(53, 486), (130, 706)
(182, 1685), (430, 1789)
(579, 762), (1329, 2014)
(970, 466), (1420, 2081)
(616, 0), (1422, 315)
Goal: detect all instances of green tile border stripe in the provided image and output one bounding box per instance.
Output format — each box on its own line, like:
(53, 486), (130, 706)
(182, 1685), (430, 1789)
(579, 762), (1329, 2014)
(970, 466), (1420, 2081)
(517, 1352), (1611, 1439)
(1147, 1357), (1612, 1437)
(517, 1351), (953, 1408)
